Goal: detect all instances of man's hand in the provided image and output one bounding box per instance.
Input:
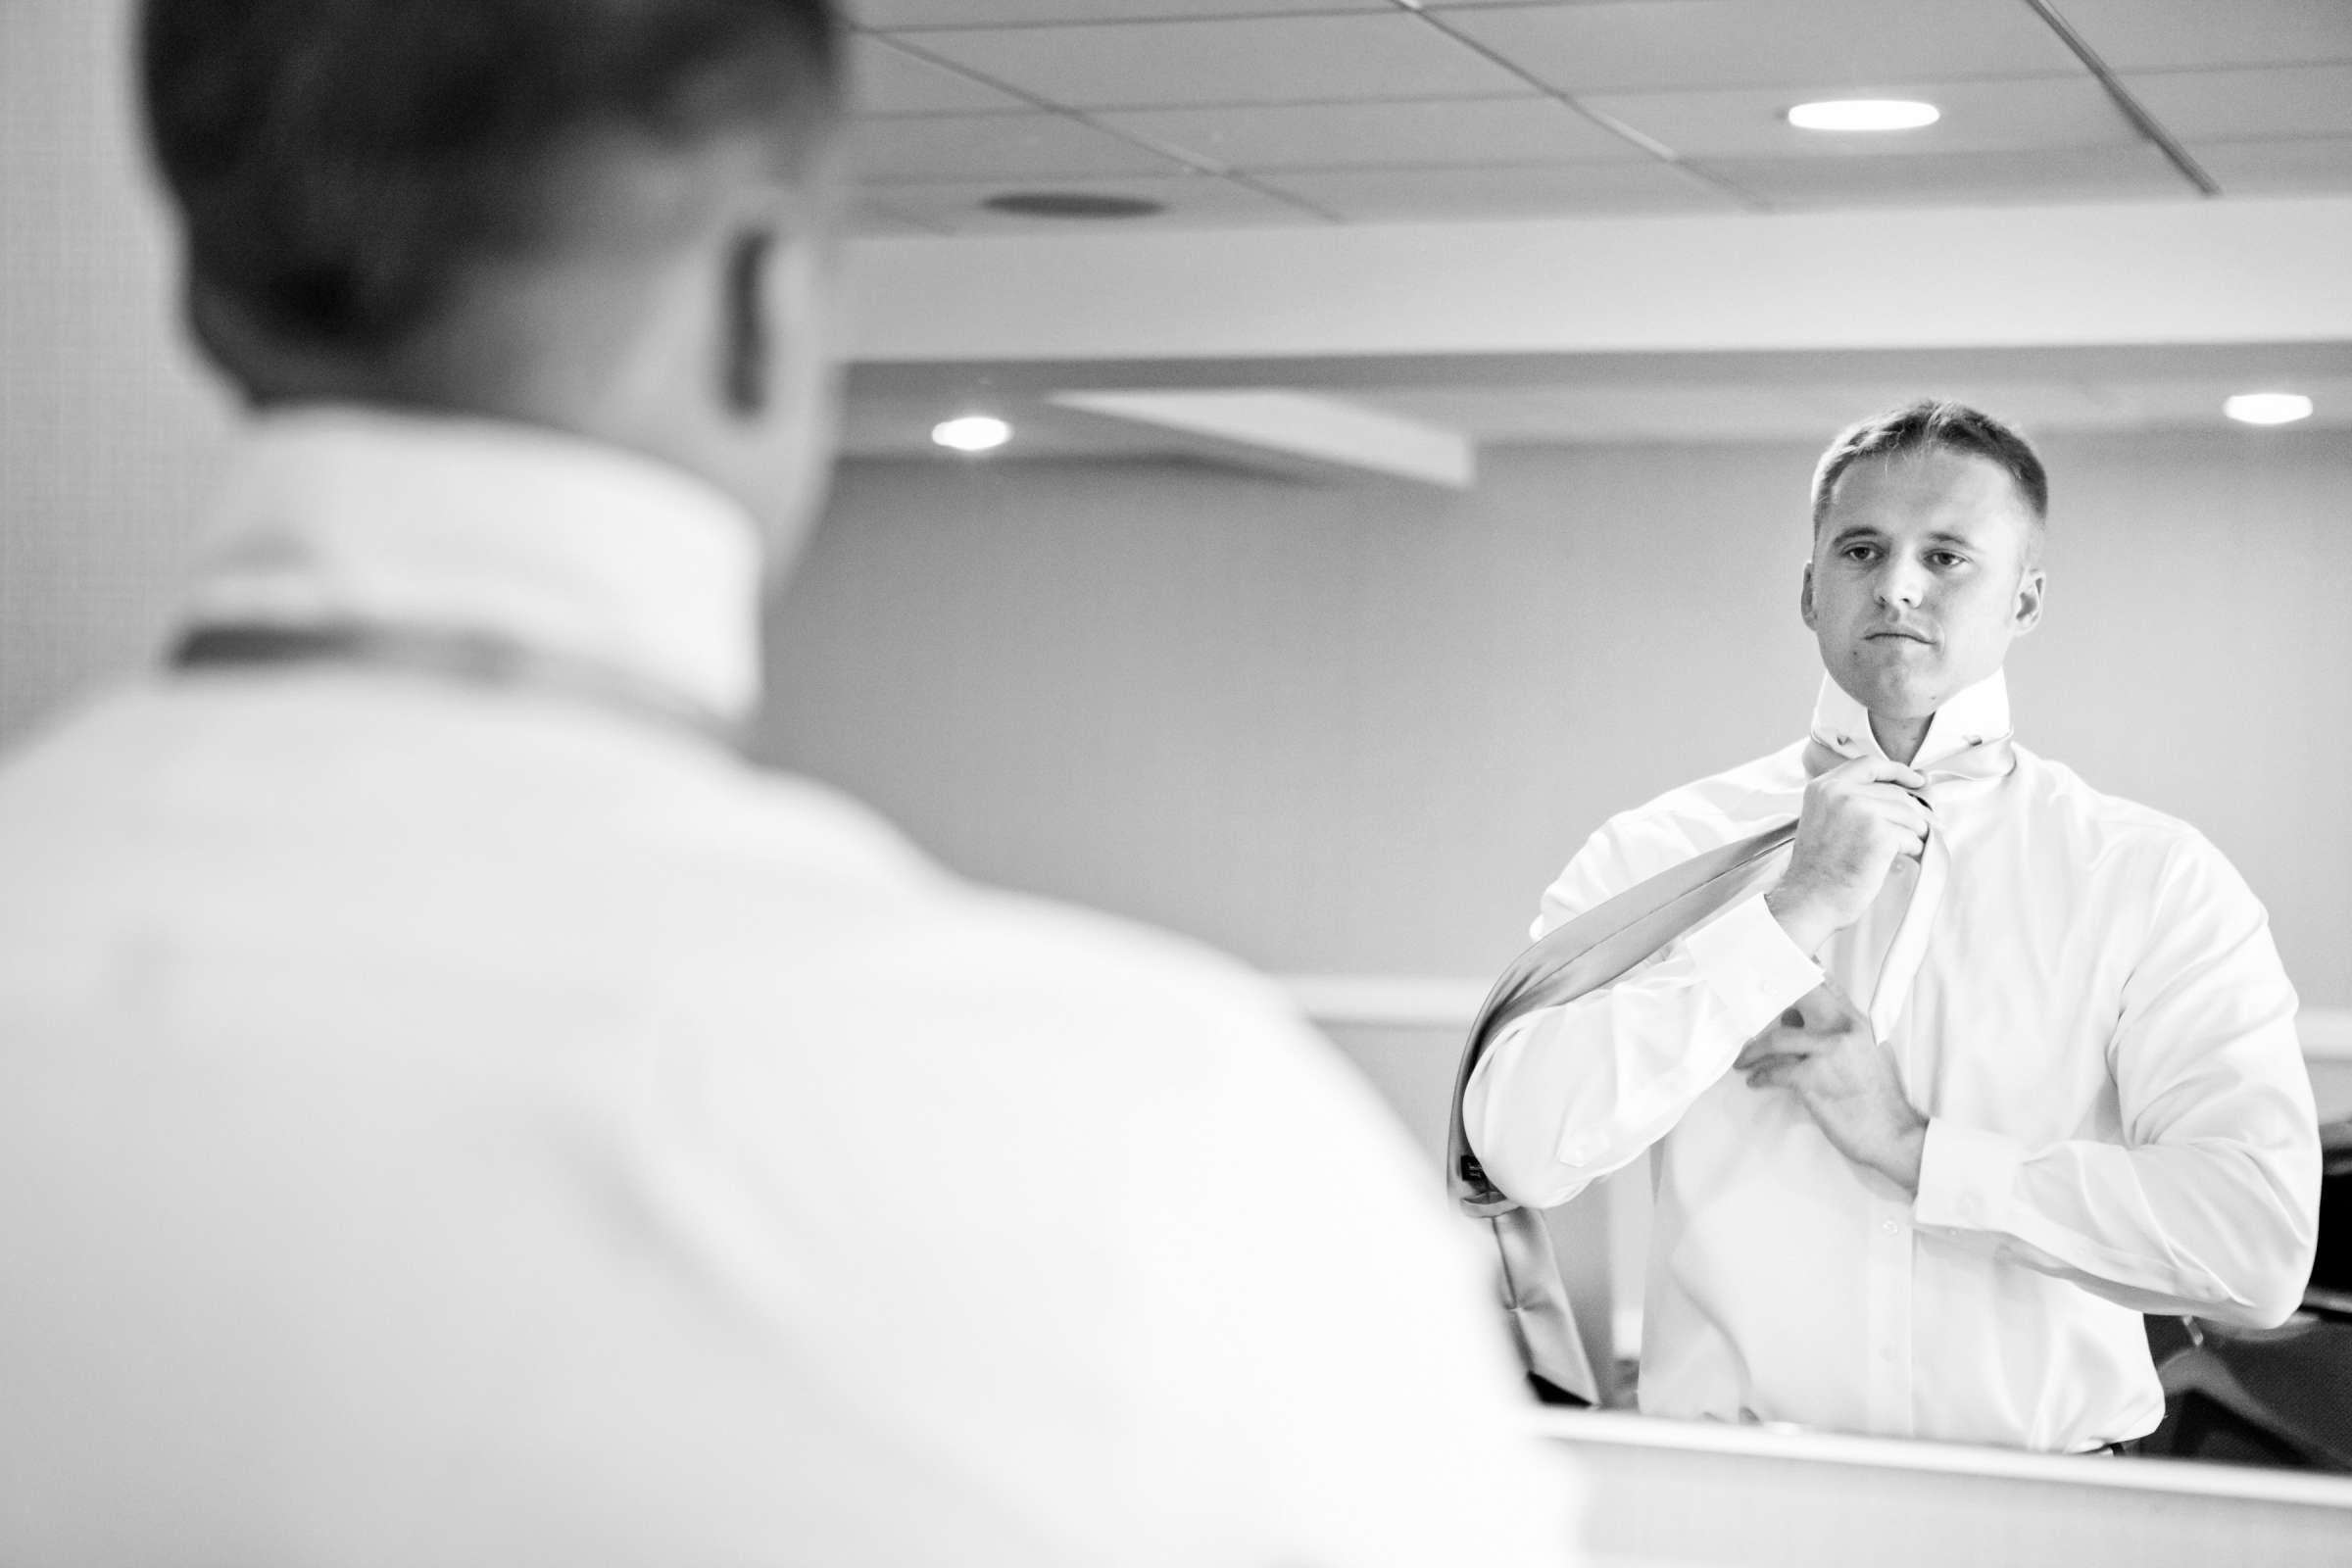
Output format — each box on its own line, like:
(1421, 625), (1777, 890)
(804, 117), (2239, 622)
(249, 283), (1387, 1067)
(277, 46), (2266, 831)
(1765, 757), (1931, 954)
(1735, 982), (1928, 1192)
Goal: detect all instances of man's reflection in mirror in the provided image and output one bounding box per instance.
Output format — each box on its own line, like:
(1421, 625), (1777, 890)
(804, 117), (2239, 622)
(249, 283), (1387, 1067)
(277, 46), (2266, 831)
(1464, 401), (2320, 1453)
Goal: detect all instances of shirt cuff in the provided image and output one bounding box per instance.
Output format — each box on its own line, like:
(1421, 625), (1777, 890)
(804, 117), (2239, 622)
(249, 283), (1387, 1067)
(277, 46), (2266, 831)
(1680, 890), (1825, 1038)
(1912, 1120), (2027, 1233)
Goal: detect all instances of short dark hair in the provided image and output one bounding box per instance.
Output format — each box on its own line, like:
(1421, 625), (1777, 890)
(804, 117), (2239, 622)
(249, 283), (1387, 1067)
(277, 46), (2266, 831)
(141, 0), (842, 361)
(1810, 399), (2049, 532)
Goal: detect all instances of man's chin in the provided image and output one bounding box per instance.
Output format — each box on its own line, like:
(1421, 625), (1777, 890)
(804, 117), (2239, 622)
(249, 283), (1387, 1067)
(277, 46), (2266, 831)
(1828, 663), (1940, 724)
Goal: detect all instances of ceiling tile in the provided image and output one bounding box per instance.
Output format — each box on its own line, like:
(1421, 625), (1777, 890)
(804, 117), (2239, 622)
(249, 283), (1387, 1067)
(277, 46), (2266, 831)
(1701, 145), (2194, 210)
(850, 35), (1031, 115)
(848, 113), (1189, 183)
(1583, 76), (2139, 159)
(2124, 67), (2352, 142)
(853, 0), (1390, 25)
(850, 174), (1320, 233)
(1438, 0), (2085, 94)
(2193, 138), (2352, 196)
(1251, 163), (1739, 221)
(1096, 98), (1646, 172)
(895, 15), (1535, 110)
(2051, 0), (2352, 73)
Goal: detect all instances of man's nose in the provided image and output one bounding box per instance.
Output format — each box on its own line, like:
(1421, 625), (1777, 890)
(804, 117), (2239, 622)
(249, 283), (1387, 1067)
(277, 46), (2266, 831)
(1875, 559), (1925, 609)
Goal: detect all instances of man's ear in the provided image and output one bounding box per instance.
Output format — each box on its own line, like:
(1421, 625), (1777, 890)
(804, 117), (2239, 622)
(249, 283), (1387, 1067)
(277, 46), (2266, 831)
(2012, 566), (2046, 636)
(1799, 561), (1818, 630)
(720, 227), (775, 416)
(718, 213), (832, 423)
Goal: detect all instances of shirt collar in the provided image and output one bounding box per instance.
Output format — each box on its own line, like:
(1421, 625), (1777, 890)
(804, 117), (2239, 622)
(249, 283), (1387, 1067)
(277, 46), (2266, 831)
(1809, 668), (2013, 770)
(178, 406), (764, 722)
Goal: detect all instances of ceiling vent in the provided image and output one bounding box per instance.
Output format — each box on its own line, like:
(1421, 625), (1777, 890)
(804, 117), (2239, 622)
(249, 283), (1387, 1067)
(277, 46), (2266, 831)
(981, 192), (1165, 220)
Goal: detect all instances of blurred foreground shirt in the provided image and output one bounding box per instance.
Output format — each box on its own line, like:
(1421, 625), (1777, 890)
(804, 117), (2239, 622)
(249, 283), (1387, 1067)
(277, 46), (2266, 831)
(0, 409), (1577, 1567)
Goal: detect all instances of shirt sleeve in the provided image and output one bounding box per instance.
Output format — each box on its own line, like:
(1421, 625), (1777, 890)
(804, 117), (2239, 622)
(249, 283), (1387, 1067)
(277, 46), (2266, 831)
(1911, 832), (2322, 1328)
(1462, 820), (1824, 1209)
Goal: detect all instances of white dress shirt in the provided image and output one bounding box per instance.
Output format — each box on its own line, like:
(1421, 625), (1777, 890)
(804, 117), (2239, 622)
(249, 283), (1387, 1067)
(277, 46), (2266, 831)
(0, 409), (1577, 1566)
(1465, 671), (2320, 1452)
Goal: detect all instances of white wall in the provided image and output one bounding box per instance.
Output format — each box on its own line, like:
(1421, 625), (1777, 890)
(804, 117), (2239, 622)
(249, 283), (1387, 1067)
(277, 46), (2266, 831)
(765, 433), (2352, 1005)
(0, 0), (236, 744)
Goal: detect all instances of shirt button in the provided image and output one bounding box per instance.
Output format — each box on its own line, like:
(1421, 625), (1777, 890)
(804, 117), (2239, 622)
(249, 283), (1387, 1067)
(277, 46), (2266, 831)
(1881, 1220), (1901, 1236)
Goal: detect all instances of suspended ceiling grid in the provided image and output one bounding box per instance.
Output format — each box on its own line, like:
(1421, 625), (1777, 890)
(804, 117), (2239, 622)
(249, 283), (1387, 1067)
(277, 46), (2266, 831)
(843, 0), (2352, 233)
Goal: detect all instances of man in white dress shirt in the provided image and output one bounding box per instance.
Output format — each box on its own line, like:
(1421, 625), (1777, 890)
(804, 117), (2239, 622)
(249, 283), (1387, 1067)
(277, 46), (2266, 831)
(1465, 400), (2320, 1452)
(0, 3), (1576, 1563)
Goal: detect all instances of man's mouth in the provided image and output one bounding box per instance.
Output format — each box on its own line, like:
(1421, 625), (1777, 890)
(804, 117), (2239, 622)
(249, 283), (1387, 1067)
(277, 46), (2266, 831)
(1866, 627), (1935, 644)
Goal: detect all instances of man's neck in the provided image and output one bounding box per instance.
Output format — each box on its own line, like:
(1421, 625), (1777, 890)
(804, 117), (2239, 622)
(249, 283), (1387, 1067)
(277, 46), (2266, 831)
(1870, 711), (1931, 764)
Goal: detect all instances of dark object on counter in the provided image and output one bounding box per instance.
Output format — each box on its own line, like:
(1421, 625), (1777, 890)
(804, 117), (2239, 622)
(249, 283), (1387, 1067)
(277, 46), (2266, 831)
(2140, 1117), (2352, 1470)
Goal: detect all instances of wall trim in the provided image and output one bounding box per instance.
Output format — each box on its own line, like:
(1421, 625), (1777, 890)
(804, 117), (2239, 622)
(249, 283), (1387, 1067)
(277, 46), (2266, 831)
(1280, 973), (2352, 1062)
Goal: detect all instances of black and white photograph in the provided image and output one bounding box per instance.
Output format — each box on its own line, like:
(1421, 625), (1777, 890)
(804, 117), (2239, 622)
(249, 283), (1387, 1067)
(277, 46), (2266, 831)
(2, 2), (2348, 1564)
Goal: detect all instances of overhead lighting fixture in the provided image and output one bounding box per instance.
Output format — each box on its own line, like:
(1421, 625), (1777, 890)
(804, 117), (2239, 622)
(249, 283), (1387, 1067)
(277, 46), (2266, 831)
(1786, 99), (1940, 132)
(2223, 392), (2314, 426)
(931, 415), (1012, 454)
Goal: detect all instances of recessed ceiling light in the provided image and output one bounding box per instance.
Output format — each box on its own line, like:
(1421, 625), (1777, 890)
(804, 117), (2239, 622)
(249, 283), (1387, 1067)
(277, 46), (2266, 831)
(2223, 392), (2314, 426)
(931, 415), (1012, 454)
(981, 192), (1165, 220)
(1787, 99), (1941, 132)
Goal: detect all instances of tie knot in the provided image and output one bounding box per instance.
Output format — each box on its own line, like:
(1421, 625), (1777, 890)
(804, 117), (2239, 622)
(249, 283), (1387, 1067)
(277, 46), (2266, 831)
(1801, 732), (2017, 792)
(1920, 735), (2018, 795)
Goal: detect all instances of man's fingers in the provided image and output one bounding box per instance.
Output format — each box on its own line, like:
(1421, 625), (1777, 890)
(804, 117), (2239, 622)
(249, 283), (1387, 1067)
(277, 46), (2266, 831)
(1734, 998), (1834, 1068)
(1855, 786), (1934, 834)
(1737, 986), (1869, 1068)
(1745, 1056), (1800, 1090)
(1826, 756), (1928, 791)
(1791, 981), (1868, 1030)
(1814, 778), (1934, 854)
(1857, 792), (1932, 859)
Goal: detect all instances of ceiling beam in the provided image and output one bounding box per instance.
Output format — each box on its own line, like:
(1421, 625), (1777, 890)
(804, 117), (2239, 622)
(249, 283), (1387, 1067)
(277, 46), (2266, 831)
(844, 196), (2352, 366)
(1047, 389), (1476, 488)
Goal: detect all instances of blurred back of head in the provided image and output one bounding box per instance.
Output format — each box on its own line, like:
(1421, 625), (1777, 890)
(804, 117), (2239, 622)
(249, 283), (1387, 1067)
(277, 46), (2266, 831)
(141, 0), (846, 533)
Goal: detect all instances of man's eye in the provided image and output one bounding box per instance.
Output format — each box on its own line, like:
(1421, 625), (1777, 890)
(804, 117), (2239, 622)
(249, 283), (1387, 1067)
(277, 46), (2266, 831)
(1841, 545), (1877, 563)
(1929, 552), (1967, 568)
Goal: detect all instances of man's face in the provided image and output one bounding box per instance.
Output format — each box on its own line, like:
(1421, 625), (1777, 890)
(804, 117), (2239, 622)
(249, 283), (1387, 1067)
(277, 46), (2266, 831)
(1802, 447), (2045, 723)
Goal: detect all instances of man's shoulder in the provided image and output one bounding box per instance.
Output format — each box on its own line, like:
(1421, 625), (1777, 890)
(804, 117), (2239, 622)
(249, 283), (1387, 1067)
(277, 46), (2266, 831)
(701, 768), (1318, 1057)
(1634, 740), (1811, 821)
(1589, 739), (1811, 858)
(2008, 744), (2216, 860)
(687, 784), (1409, 1199)
(2003, 746), (2271, 924)
(1530, 740), (1807, 922)
(920, 884), (1302, 1039)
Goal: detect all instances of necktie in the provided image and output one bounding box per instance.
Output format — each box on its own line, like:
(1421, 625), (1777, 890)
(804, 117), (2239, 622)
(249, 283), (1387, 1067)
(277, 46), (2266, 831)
(1863, 787), (1958, 1041)
(1445, 730), (2015, 1400)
